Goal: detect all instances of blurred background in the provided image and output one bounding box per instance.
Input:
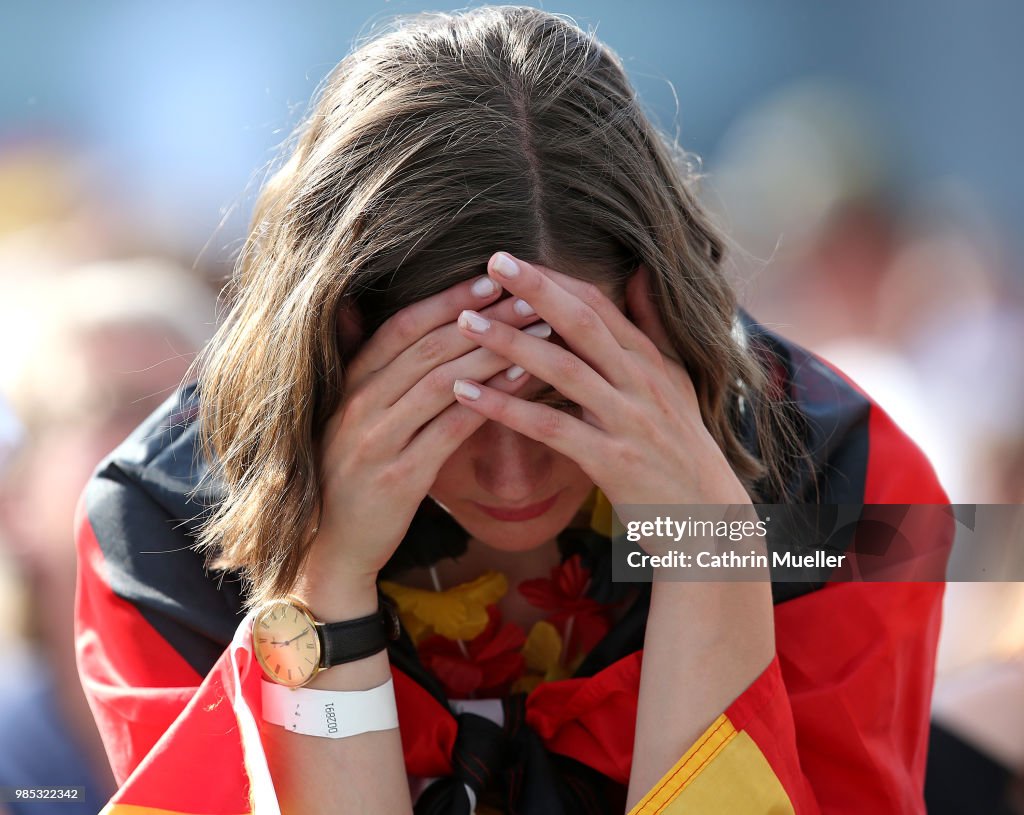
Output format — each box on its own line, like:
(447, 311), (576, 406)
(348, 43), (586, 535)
(0, 1), (1020, 812)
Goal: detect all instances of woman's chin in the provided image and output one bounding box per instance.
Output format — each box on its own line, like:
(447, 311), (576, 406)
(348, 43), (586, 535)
(462, 519), (560, 553)
(445, 507), (570, 553)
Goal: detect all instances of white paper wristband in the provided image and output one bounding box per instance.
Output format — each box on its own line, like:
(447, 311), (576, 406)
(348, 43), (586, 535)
(261, 676), (399, 739)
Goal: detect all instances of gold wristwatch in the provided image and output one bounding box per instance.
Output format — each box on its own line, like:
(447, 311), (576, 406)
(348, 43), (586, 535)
(252, 595), (401, 688)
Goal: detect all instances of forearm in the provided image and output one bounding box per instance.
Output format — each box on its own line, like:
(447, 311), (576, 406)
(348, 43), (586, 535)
(261, 577), (413, 815)
(624, 576), (775, 810)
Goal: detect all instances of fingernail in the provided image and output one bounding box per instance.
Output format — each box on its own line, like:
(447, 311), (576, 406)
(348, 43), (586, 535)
(453, 379), (481, 400)
(471, 276), (498, 298)
(458, 310), (491, 333)
(505, 365), (527, 381)
(522, 321), (552, 339)
(512, 298), (535, 317)
(491, 252), (520, 278)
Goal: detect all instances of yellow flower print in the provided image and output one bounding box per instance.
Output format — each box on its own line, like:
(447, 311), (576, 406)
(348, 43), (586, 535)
(590, 487), (614, 538)
(523, 620), (563, 674)
(380, 570), (508, 643)
(511, 620), (574, 694)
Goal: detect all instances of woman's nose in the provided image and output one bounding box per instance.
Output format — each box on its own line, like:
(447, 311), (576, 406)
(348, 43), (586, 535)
(473, 422), (551, 502)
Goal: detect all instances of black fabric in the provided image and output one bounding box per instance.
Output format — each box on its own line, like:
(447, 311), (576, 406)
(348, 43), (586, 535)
(83, 315), (875, 813)
(84, 462), (244, 676)
(925, 722), (1017, 815)
(739, 312), (872, 603)
(414, 696), (625, 815)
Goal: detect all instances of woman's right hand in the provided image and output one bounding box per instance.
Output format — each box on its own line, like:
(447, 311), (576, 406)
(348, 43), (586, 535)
(295, 275), (547, 616)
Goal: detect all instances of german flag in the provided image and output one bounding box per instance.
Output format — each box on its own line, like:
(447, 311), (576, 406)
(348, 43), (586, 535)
(75, 318), (952, 813)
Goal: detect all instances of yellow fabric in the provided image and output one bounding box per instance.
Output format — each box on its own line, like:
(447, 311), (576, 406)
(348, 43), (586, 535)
(627, 715), (794, 815)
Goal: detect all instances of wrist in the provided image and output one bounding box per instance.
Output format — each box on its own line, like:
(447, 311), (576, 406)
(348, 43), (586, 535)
(293, 577), (381, 624)
(294, 550), (380, 622)
(304, 648), (393, 692)
(261, 672), (399, 737)
(303, 583), (380, 611)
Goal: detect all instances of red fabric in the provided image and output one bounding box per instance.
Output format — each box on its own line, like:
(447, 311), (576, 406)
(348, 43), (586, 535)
(76, 483), (644, 809)
(724, 655), (817, 809)
(398, 650), (644, 784)
(723, 388), (951, 812)
(393, 668), (458, 778)
(78, 391), (951, 813)
(771, 581), (944, 813)
(75, 494), (252, 813)
(525, 651), (643, 783)
(82, 579), (945, 814)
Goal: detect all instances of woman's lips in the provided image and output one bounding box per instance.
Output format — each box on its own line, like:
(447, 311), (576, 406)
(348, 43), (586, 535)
(474, 490), (562, 522)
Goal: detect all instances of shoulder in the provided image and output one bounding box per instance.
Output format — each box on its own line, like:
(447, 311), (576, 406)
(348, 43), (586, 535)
(740, 312), (948, 505)
(740, 315), (951, 605)
(85, 381), (214, 531)
(78, 382), (245, 670)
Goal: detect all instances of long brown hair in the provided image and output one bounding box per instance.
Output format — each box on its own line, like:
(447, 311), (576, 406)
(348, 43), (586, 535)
(192, 6), (801, 607)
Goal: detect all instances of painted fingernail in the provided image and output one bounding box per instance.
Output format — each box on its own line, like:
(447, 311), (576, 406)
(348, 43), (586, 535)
(491, 252), (520, 278)
(512, 298), (536, 317)
(471, 276), (499, 298)
(505, 365), (527, 381)
(453, 379), (481, 400)
(458, 310), (491, 333)
(522, 321), (552, 339)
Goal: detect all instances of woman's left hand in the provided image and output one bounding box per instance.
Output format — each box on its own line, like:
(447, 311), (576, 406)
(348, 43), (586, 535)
(452, 251), (751, 508)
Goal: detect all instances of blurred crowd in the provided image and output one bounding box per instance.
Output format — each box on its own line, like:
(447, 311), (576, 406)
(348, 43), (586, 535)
(0, 77), (1020, 812)
(710, 80), (1024, 813)
(0, 144), (219, 813)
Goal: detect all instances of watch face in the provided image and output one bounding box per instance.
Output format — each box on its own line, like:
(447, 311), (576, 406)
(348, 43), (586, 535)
(252, 599), (321, 688)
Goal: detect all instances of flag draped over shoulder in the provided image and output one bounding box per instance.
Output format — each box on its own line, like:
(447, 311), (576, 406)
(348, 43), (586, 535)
(76, 515), (274, 815)
(75, 317), (953, 814)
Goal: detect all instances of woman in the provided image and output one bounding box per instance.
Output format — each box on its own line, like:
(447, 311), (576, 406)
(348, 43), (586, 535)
(75, 7), (950, 814)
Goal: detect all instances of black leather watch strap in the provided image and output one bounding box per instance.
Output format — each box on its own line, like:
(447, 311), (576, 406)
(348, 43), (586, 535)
(317, 596), (401, 668)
